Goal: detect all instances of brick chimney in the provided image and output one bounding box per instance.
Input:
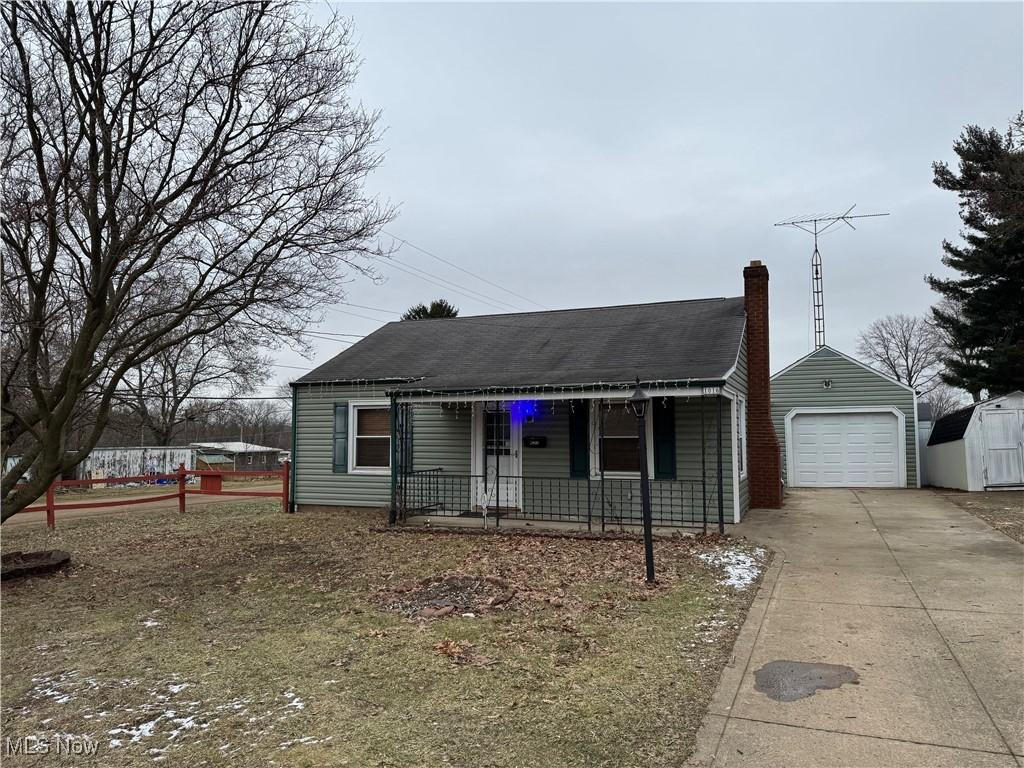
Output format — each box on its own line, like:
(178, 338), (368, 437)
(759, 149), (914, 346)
(743, 260), (782, 508)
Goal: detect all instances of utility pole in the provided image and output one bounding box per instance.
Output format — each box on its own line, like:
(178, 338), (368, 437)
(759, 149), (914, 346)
(775, 205), (889, 349)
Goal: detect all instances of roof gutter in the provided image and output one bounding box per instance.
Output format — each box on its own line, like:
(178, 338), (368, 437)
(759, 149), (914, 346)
(386, 379), (730, 403)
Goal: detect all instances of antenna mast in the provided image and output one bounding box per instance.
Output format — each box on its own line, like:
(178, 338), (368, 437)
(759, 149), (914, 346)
(775, 205), (889, 349)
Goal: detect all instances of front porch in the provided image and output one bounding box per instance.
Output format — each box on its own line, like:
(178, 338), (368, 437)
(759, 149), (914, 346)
(387, 388), (746, 532)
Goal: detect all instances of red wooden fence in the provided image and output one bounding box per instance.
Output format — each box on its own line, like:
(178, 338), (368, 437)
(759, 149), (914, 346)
(17, 461), (291, 529)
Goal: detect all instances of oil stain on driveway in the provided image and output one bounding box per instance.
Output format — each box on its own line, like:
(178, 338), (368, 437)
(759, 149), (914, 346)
(688, 488), (1024, 768)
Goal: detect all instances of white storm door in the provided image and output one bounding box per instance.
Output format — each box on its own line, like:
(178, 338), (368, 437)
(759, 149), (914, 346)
(791, 411), (900, 487)
(982, 409), (1024, 487)
(479, 406), (521, 509)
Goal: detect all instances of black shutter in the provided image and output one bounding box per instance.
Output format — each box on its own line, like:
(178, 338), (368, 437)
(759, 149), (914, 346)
(653, 398), (677, 480)
(400, 406), (414, 473)
(568, 399), (589, 479)
(332, 403), (348, 473)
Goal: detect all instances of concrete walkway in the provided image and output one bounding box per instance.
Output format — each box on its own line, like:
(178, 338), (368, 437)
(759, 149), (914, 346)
(689, 488), (1023, 768)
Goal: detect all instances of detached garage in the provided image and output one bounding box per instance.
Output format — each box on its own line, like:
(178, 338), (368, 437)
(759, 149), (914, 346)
(771, 346), (919, 489)
(926, 391), (1024, 491)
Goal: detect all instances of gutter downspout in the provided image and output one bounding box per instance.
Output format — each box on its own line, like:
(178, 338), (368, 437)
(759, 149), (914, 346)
(289, 384), (298, 513)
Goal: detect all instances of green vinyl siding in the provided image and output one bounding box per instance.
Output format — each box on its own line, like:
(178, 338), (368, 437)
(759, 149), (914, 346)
(521, 397), (737, 525)
(770, 346), (917, 487)
(295, 386), (740, 521)
(294, 384), (471, 508)
(674, 396), (735, 524)
(725, 326), (749, 518)
(410, 404), (472, 474)
(522, 402), (572, 477)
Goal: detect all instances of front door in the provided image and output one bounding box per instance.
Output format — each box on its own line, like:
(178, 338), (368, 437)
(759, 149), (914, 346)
(475, 404), (521, 510)
(982, 409), (1024, 487)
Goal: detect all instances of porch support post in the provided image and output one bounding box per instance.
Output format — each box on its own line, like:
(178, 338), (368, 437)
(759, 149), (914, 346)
(716, 394), (725, 534)
(388, 393), (398, 526)
(700, 395), (707, 535)
(494, 401), (500, 528)
(599, 399), (606, 533)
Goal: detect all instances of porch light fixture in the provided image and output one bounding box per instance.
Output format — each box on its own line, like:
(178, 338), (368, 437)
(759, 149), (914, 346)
(628, 378), (656, 584)
(627, 381), (649, 419)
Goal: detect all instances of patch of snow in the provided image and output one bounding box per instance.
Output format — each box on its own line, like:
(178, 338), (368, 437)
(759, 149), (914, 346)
(167, 683), (189, 694)
(282, 691), (305, 710)
(109, 715), (162, 743)
(166, 714), (198, 741)
(279, 735), (332, 750)
(141, 619), (163, 628)
(698, 547), (766, 589)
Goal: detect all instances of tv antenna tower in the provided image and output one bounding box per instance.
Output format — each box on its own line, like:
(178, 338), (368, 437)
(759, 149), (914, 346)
(775, 205), (889, 349)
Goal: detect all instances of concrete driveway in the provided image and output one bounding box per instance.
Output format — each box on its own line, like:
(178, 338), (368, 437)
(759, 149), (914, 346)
(689, 488), (1023, 768)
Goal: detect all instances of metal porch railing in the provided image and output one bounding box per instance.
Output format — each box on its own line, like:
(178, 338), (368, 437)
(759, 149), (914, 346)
(395, 468), (721, 531)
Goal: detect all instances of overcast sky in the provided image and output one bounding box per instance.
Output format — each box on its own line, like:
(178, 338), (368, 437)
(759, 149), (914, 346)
(270, 2), (1022, 392)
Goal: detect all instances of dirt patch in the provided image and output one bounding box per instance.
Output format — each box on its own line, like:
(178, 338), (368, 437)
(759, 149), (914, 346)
(381, 574), (516, 618)
(754, 660), (860, 702)
(1, 550), (71, 580)
(936, 490), (1024, 543)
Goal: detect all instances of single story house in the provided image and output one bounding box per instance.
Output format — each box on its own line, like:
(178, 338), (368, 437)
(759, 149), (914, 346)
(926, 391), (1024, 491)
(191, 442), (283, 472)
(770, 346), (919, 488)
(289, 261), (783, 530)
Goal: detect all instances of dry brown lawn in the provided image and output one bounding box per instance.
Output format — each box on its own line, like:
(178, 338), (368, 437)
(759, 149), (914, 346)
(936, 489), (1024, 543)
(1, 501), (768, 767)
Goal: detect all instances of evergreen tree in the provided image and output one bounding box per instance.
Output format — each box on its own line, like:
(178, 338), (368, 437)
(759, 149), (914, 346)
(927, 114), (1024, 396)
(401, 299), (460, 320)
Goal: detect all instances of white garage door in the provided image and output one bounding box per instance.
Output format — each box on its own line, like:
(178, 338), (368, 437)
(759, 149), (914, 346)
(790, 411), (901, 487)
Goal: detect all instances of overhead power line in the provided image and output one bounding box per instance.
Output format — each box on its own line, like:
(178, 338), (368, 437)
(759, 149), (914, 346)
(384, 230), (549, 310)
(386, 257), (521, 312)
(325, 306), (391, 323)
(339, 302), (400, 316)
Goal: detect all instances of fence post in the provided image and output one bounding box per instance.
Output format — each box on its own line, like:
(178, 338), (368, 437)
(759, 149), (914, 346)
(281, 460), (291, 514)
(45, 481), (56, 530)
(177, 463), (186, 514)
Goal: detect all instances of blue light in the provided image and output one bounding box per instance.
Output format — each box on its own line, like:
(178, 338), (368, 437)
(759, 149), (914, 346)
(509, 399), (540, 424)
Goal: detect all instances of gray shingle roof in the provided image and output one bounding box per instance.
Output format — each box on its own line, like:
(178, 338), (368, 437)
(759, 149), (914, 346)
(927, 403), (975, 446)
(296, 296), (746, 392)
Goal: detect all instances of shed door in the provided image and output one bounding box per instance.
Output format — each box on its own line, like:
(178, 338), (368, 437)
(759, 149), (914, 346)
(790, 412), (901, 487)
(981, 409), (1024, 487)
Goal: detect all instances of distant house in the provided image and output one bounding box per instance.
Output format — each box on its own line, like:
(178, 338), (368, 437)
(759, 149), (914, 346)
(926, 391), (1024, 491)
(287, 261), (784, 530)
(191, 442), (283, 472)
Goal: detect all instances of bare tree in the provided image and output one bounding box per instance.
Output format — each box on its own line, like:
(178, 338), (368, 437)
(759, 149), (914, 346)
(855, 314), (945, 393)
(121, 325), (271, 446)
(923, 383), (968, 421)
(1, 2), (393, 520)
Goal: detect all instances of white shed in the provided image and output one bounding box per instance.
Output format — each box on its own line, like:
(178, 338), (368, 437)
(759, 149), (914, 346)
(926, 391), (1024, 491)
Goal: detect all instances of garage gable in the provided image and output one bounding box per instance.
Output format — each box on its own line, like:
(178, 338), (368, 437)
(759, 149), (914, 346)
(771, 347), (918, 488)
